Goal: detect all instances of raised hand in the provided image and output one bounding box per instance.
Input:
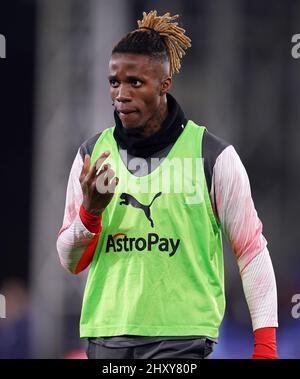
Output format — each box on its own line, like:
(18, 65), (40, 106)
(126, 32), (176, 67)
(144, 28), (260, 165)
(79, 151), (119, 216)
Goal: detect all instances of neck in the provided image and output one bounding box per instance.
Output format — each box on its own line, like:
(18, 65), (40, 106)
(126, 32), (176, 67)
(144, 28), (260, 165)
(113, 93), (186, 158)
(135, 97), (168, 139)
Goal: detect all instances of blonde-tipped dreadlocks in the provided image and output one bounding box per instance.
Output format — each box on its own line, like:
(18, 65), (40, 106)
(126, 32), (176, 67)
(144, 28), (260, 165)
(112, 10), (191, 76)
(137, 11), (191, 76)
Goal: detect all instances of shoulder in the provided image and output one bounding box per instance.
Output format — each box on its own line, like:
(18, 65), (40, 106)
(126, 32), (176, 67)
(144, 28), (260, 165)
(202, 129), (230, 157)
(201, 128), (231, 192)
(79, 132), (102, 160)
(79, 125), (116, 160)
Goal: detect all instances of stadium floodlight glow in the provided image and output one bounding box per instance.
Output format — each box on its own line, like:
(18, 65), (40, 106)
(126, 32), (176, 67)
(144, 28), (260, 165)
(291, 34), (300, 59)
(0, 34), (6, 59)
(0, 294), (6, 318)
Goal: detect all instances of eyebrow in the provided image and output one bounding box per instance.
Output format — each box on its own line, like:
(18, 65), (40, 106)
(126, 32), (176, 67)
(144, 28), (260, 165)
(108, 75), (144, 81)
(127, 75), (143, 81)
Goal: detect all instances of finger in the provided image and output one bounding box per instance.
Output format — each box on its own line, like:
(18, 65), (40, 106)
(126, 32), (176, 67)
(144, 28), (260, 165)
(95, 173), (119, 195)
(91, 163), (110, 185)
(103, 168), (115, 187)
(95, 167), (115, 194)
(95, 151), (111, 173)
(87, 151), (110, 181)
(80, 154), (90, 182)
(108, 176), (119, 193)
(96, 167), (114, 191)
(95, 170), (109, 194)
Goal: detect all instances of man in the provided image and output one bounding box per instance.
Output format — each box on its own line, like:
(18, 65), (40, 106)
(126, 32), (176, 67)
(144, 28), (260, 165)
(57, 10), (278, 359)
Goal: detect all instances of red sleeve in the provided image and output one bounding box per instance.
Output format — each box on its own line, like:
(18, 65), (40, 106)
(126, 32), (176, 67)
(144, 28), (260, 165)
(79, 204), (102, 233)
(252, 327), (278, 359)
(74, 205), (103, 274)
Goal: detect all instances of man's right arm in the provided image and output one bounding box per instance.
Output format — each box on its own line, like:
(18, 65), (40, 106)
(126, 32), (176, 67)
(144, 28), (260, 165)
(56, 150), (102, 274)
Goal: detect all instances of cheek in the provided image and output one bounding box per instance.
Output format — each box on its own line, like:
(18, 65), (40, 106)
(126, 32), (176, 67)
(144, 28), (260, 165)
(140, 100), (158, 118)
(143, 91), (161, 112)
(148, 97), (161, 113)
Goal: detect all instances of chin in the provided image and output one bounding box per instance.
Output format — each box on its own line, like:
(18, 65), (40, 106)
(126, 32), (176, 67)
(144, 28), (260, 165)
(118, 111), (146, 132)
(123, 123), (145, 135)
(122, 122), (145, 134)
(121, 118), (143, 129)
(122, 122), (136, 129)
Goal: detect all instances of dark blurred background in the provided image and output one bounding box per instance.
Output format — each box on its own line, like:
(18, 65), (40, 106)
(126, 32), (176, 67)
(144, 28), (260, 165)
(0, 0), (299, 358)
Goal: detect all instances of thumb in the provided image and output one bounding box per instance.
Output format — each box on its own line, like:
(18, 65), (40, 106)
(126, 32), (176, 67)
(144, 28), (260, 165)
(80, 154), (90, 182)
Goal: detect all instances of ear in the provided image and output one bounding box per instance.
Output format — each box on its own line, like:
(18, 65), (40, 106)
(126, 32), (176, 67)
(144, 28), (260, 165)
(160, 77), (172, 95)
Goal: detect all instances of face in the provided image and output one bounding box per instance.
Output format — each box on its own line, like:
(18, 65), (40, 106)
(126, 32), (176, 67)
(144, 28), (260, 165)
(108, 53), (171, 130)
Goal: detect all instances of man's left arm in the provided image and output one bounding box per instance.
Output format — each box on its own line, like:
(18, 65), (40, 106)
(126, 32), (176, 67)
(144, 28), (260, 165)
(210, 145), (278, 359)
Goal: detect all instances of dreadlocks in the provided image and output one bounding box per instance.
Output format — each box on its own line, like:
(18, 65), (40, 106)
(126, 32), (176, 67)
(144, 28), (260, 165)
(112, 10), (191, 76)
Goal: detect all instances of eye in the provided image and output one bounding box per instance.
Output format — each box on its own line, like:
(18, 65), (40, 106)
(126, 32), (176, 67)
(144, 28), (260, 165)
(131, 80), (142, 87)
(109, 80), (119, 88)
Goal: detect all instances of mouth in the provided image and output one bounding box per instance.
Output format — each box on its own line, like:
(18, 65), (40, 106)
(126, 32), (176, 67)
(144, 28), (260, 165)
(117, 110), (137, 116)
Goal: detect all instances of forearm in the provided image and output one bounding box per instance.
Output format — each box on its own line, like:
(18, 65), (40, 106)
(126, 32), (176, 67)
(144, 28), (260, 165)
(239, 247), (278, 330)
(56, 150), (102, 274)
(57, 207), (102, 274)
(239, 248), (278, 358)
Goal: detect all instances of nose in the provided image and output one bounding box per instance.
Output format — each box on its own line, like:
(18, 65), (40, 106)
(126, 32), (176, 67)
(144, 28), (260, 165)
(115, 83), (131, 103)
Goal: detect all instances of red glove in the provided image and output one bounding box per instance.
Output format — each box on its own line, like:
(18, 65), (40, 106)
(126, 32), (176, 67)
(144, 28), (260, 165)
(252, 327), (278, 359)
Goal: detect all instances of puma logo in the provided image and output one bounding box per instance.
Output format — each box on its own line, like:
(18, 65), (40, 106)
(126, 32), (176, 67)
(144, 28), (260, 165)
(119, 192), (162, 228)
